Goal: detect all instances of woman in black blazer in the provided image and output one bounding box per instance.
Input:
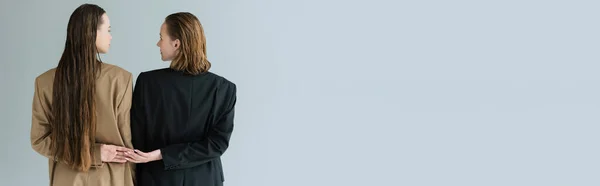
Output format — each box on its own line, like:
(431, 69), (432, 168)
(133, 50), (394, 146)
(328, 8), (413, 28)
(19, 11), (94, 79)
(126, 12), (237, 186)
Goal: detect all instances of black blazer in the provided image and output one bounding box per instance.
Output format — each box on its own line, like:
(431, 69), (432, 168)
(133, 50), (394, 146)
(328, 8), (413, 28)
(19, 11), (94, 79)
(131, 68), (236, 186)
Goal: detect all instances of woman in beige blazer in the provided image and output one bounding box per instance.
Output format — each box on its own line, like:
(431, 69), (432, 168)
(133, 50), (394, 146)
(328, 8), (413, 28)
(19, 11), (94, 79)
(30, 4), (135, 186)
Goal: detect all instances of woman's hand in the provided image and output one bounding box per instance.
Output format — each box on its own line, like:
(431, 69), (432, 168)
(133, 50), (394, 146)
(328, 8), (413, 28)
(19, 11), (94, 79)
(125, 149), (162, 163)
(100, 144), (132, 163)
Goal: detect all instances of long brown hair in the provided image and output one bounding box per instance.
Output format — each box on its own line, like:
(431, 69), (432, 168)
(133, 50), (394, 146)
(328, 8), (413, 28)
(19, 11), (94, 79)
(50, 4), (105, 171)
(165, 12), (211, 75)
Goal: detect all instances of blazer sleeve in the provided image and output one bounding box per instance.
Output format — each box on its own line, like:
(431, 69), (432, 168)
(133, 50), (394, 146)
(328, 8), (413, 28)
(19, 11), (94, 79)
(117, 73), (134, 149)
(131, 73), (146, 151)
(160, 81), (237, 170)
(30, 77), (54, 160)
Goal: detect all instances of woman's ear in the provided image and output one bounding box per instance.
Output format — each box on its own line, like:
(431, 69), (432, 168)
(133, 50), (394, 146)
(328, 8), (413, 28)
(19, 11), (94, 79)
(173, 39), (181, 49)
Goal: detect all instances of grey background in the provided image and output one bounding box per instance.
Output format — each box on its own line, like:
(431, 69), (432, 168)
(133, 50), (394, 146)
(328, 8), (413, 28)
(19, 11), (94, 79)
(1, 0), (599, 185)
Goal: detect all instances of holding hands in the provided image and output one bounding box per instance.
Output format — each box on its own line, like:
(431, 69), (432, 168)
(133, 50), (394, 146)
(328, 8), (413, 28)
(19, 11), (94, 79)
(124, 149), (162, 163)
(100, 144), (161, 164)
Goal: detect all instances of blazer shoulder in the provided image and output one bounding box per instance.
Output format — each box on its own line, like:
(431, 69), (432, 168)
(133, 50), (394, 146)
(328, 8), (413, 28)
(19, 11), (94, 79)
(207, 72), (235, 87)
(141, 68), (170, 76)
(34, 68), (57, 89)
(137, 68), (171, 80)
(102, 63), (132, 79)
(35, 68), (56, 80)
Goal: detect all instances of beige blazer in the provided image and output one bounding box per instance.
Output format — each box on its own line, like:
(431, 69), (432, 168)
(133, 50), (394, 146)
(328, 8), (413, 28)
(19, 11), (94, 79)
(30, 63), (134, 186)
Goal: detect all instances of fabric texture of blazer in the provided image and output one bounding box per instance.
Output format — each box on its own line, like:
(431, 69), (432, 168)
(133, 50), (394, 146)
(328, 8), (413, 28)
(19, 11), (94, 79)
(31, 63), (135, 186)
(131, 68), (236, 186)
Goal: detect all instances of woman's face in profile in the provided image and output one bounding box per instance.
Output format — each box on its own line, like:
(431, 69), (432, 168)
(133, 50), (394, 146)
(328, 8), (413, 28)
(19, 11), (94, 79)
(95, 13), (111, 54)
(157, 23), (179, 61)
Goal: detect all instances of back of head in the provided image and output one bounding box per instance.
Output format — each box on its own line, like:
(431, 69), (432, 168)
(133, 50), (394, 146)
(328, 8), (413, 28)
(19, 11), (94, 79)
(50, 3), (105, 171)
(165, 12), (211, 75)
